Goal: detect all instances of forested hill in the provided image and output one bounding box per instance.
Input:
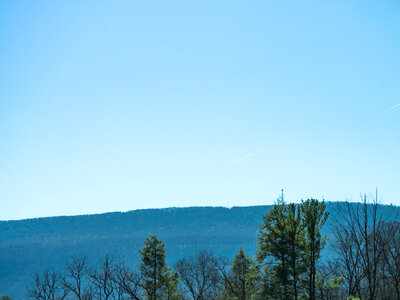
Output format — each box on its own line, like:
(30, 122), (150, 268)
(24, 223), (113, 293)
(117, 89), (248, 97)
(1, 202), (399, 299)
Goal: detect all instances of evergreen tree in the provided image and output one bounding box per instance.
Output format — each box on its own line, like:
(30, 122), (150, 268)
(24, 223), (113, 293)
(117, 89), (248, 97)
(257, 195), (292, 299)
(164, 271), (181, 300)
(222, 248), (260, 300)
(257, 192), (310, 300)
(285, 203), (307, 300)
(301, 198), (329, 300)
(139, 235), (181, 300)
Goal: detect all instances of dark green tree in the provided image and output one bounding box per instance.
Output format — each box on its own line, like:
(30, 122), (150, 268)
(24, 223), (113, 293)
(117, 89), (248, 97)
(285, 203), (307, 300)
(257, 195), (291, 299)
(221, 248), (260, 300)
(258, 192), (312, 300)
(301, 198), (329, 300)
(139, 235), (181, 300)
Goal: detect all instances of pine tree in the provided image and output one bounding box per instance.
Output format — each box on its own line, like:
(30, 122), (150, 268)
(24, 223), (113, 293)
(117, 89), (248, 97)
(222, 248), (260, 300)
(257, 192), (308, 300)
(301, 198), (329, 300)
(257, 195), (292, 299)
(285, 203), (307, 300)
(139, 235), (181, 300)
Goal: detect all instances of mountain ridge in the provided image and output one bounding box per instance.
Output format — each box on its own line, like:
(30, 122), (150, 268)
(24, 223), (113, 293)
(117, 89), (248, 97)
(1, 202), (399, 298)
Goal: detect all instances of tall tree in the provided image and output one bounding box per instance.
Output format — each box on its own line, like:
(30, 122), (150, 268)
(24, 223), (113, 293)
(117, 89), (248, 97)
(331, 222), (363, 298)
(301, 198), (329, 300)
(382, 221), (400, 300)
(285, 203), (307, 300)
(139, 235), (181, 300)
(258, 193), (325, 299)
(332, 193), (391, 299)
(257, 193), (292, 299)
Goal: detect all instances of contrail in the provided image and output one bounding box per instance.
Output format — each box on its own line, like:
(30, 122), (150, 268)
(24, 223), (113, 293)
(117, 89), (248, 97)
(224, 153), (253, 167)
(385, 103), (400, 112)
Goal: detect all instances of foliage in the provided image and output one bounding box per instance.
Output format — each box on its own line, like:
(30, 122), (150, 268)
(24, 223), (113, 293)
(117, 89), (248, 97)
(257, 197), (292, 299)
(257, 194), (328, 300)
(316, 268), (345, 300)
(301, 198), (329, 300)
(221, 248), (260, 300)
(139, 235), (181, 300)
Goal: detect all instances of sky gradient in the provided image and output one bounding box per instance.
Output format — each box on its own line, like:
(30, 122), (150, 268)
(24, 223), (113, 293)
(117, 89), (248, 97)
(1, 0), (399, 220)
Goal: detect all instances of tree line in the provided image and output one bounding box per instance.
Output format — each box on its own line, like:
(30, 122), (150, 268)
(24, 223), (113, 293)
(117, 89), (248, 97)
(16, 193), (400, 300)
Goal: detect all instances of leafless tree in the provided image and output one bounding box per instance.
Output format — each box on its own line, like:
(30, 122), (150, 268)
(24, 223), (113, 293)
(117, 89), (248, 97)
(175, 250), (222, 300)
(381, 221), (400, 300)
(112, 260), (142, 300)
(331, 193), (394, 300)
(63, 256), (88, 300)
(331, 221), (363, 297)
(27, 269), (68, 300)
(88, 254), (115, 300)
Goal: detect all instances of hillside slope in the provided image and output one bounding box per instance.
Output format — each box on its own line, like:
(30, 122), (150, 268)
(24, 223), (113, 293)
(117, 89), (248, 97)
(0, 202), (398, 298)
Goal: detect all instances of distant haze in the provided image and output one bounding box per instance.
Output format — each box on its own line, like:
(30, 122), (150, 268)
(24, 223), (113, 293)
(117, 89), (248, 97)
(0, 0), (399, 220)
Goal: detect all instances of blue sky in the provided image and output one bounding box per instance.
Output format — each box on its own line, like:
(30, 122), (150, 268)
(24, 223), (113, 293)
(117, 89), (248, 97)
(1, 0), (399, 220)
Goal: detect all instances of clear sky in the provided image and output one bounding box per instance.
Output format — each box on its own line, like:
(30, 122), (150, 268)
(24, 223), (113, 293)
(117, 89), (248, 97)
(1, 0), (399, 220)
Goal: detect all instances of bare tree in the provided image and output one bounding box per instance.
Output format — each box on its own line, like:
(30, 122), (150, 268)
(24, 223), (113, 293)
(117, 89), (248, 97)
(381, 221), (400, 300)
(356, 195), (389, 299)
(112, 260), (142, 300)
(63, 256), (88, 300)
(331, 220), (363, 297)
(175, 250), (222, 300)
(332, 193), (393, 300)
(27, 269), (68, 300)
(88, 254), (115, 300)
